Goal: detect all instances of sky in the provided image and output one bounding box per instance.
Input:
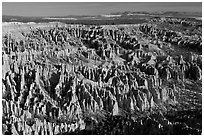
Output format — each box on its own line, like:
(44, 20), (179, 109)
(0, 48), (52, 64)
(2, 2), (202, 17)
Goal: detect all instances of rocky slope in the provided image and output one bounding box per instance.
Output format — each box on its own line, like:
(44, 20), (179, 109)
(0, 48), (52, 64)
(2, 19), (202, 134)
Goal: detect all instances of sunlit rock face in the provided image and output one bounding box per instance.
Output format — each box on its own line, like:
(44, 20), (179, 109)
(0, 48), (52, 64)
(2, 19), (201, 135)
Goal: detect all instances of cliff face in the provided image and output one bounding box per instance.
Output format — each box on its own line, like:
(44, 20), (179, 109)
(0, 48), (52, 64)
(2, 22), (202, 135)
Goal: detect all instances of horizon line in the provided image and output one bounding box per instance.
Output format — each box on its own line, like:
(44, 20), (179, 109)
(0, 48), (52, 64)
(2, 10), (202, 18)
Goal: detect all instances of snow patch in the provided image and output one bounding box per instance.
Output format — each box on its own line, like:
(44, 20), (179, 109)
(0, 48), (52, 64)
(43, 17), (77, 20)
(101, 14), (122, 18)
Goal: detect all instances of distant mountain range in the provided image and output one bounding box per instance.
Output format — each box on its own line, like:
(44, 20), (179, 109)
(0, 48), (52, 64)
(2, 11), (201, 24)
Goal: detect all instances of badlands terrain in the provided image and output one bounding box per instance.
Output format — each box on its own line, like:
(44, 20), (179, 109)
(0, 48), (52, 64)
(2, 12), (202, 135)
